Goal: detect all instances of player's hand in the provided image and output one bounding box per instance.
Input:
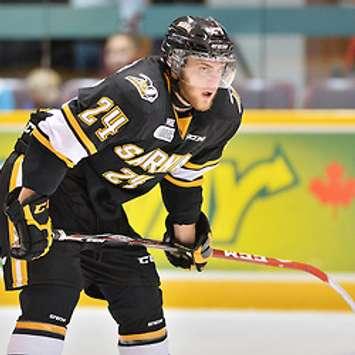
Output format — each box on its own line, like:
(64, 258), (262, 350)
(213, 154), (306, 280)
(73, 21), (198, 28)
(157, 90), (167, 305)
(4, 187), (53, 261)
(163, 212), (212, 272)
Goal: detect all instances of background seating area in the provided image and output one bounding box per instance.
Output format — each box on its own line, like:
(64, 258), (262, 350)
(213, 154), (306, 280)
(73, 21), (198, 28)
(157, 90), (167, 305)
(304, 78), (355, 109)
(2, 76), (355, 110)
(0, 76), (99, 109)
(237, 79), (295, 109)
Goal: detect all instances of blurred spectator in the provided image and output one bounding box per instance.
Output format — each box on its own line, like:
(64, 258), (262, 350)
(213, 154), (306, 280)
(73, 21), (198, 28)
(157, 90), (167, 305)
(151, 0), (204, 2)
(70, 0), (112, 72)
(71, 0), (149, 33)
(237, 78), (295, 109)
(117, 0), (148, 33)
(0, 41), (42, 75)
(102, 33), (149, 75)
(0, 85), (15, 110)
(0, 1), (67, 3)
(304, 77), (355, 108)
(25, 68), (62, 109)
(60, 33), (150, 102)
(345, 37), (355, 75)
(70, 0), (149, 72)
(329, 60), (347, 78)
(61, 78), (99, 103)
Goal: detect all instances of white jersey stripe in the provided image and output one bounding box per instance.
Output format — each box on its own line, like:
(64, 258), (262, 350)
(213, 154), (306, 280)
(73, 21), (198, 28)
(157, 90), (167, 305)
(171, 164), (218, 182)
(38, 109), (88, 164)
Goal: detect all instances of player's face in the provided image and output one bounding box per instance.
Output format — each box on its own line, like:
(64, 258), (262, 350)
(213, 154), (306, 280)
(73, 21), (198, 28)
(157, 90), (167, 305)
(178, 57), (226, 111)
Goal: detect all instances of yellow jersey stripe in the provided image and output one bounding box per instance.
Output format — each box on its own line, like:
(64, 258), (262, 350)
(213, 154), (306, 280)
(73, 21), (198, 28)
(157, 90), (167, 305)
(164, 174), (203, 187)
(184, 159), (220, 170)
(172, 104), (193, 140)
(8, 154), (28, 288)
(177, 115), (192, 139)
(62, 103), (97, 155)
(33, 129), (75, 168)
(16, 321), (66, 336)
(120, 328), (166, 342)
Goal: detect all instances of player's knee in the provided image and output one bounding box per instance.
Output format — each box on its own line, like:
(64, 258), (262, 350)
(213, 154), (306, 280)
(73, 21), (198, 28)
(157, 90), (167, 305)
(106, 285), (167, 351)
(18, 284), (80, 336)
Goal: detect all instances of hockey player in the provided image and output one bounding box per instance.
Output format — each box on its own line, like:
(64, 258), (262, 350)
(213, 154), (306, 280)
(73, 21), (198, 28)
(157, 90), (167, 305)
(0, 16), (242, 355)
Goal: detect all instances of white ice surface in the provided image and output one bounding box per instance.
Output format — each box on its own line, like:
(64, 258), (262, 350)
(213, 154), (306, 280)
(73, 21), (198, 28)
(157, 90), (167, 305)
(0, 307), (355, 355)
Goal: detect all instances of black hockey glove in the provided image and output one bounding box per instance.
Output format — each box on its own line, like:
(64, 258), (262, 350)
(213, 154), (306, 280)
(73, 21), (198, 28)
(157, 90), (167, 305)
(4, 187), (53, 261)
(163, 212), (212, 272)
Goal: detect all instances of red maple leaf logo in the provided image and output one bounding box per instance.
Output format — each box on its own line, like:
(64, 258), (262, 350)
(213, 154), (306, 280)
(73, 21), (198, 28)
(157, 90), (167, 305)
(309, 162), (355, 216)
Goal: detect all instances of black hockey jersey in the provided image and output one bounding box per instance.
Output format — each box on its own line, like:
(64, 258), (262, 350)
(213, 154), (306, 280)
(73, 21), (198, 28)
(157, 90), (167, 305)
(22, 56), (243, 224)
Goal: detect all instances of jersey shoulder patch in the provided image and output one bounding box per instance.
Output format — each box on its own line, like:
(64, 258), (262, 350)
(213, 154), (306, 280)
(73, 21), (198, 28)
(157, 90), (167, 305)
(113, 57), (169, 121)
(117, 57), (166, 105)
(125, 73), (159, 103)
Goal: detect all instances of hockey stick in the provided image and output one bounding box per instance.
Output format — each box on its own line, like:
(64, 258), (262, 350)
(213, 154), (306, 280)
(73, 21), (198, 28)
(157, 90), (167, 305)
(53, 230), (355, 312)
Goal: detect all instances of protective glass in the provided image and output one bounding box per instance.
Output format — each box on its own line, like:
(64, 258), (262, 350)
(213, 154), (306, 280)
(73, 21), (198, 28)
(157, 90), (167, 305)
(175, 50), (237, 89)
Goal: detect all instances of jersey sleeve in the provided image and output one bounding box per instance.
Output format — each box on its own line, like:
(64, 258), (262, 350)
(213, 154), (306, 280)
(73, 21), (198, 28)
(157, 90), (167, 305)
(159, 146), (224, 224)
(22, 76), (137, 195)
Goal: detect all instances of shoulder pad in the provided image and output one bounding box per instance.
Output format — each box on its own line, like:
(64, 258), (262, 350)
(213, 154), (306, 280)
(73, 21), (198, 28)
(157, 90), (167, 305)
(229, 87), (243, 114)
(212, 88), (243, 118)
(116, 57), (167, 107)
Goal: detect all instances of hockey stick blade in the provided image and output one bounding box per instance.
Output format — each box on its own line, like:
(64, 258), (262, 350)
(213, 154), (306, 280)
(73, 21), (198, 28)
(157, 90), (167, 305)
(212, 249), (355, 312)
(53, 230), (355, 312)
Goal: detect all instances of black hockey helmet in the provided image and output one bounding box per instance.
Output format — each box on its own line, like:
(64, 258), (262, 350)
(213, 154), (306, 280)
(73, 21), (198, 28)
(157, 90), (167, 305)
(161, 16), (236, 88)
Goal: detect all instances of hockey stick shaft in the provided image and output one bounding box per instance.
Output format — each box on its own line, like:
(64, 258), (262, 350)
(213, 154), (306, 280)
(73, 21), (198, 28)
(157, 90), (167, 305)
(53, 230), (355, 312)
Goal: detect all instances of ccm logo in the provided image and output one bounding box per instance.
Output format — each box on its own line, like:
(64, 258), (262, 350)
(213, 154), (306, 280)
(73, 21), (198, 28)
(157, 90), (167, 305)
(186, 133), (206, 142)
(138, 255), (154, 264)
(224, 251), (267, 263)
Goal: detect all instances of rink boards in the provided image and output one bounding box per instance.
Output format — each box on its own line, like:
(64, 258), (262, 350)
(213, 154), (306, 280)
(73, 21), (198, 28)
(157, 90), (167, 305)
(0, 109), (355, 311)
(1, 272), (355, 311)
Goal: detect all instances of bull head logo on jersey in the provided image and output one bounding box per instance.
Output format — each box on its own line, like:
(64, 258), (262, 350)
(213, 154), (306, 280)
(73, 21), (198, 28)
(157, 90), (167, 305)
(125, 74), (159, 103)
